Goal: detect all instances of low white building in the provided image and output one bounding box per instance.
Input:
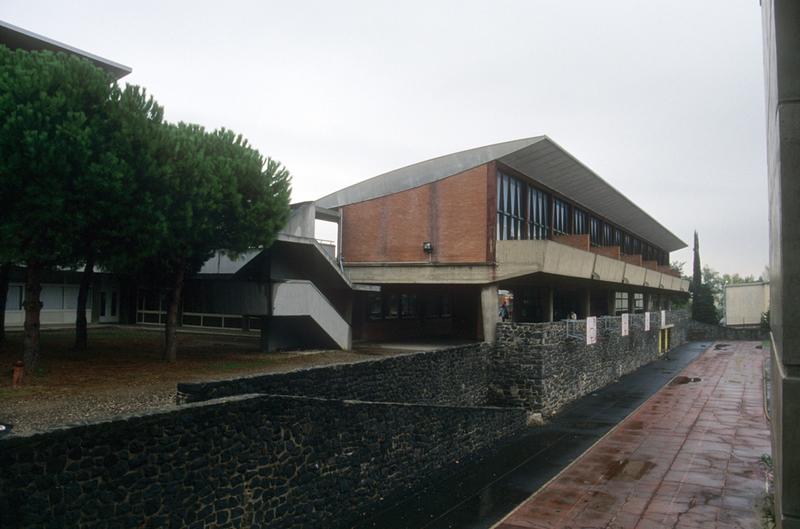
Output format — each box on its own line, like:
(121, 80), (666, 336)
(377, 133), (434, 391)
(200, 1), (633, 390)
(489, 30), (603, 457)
(723, 281), (769, 328)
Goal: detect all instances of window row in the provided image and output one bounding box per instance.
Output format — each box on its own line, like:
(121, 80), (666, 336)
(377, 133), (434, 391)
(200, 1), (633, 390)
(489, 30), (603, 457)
(368, 292), (452, 320)
(496, 171), (669, 264)
(614, 292), (646, 315)
(3, 284), (91, 311)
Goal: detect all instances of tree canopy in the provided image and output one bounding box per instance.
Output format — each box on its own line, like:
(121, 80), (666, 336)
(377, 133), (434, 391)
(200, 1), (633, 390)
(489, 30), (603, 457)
(142, 123), (291, 361)
(0, 45), (292, 366)
(0, 45), (117, 367)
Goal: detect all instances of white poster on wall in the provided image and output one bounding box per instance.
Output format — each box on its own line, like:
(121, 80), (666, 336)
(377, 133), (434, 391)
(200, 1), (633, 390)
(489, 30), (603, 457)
(586, 316), (597, 345)
(661, 310), (667, 328)
(621, 313), (629, 336)
(644, 312), (651, 331)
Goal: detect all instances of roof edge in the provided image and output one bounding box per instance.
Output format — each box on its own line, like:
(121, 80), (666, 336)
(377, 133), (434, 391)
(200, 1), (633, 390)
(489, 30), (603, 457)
(315, 136), (546, 209)
(0, 20), (132, 79)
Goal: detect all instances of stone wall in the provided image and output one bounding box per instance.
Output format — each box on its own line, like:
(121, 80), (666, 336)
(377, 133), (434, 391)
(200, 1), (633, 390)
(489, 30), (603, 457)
(0, 394), (527, 529)
(491, 310), (689, 415)
(178, 343), (491, 405)
(687, 320), (765, 341)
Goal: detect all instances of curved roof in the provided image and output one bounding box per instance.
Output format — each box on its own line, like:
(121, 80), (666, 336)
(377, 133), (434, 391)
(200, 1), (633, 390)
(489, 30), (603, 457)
(316, 136), (686, 252)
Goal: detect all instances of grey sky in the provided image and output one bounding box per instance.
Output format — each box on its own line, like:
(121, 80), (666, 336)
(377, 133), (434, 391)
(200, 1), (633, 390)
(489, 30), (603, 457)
(4, 1), (768, 277)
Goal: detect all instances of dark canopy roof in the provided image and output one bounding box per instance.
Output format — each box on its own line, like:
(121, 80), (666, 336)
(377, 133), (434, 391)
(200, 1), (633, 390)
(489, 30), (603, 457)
(0, 20), (131, 79)
(316, 136), (686, 252)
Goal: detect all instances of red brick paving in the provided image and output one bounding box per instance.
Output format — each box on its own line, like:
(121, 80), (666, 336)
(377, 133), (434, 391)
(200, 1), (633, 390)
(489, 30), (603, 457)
(494, 341), (770, 529)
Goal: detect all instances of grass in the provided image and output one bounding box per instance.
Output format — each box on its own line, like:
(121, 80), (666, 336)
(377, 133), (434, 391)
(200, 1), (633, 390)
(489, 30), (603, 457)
(757, 453), (776, 529)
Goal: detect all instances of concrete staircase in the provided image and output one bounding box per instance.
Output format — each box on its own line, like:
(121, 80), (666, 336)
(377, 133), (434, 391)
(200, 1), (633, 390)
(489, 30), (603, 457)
(271, 280), (351, 350)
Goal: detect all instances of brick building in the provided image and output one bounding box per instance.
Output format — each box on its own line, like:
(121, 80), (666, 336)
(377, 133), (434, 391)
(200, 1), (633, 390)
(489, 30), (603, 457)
(316, 136), (690, 343)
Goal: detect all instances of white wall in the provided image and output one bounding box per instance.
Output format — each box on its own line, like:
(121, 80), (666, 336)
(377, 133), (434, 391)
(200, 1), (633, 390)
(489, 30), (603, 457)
(3, 283), (91, 328)
(724, 282), (769, 326)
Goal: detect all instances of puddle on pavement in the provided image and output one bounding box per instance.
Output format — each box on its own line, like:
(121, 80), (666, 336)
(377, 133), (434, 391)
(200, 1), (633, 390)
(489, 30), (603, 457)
(669, 376), (702, 385)
(583, 490), (617, 513)
(602, 458), (656, 481)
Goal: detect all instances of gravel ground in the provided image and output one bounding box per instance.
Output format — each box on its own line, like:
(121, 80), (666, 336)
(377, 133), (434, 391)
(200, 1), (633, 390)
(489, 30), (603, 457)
(0, 327), (406, 436)
(2, 386), (178, 435)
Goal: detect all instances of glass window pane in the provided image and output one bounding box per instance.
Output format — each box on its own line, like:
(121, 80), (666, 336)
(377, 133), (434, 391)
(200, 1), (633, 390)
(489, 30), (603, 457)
(41, 285), (64, 310)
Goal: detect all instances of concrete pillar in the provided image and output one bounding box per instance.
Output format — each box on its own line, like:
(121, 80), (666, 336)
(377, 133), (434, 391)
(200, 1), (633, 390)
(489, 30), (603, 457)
(763, 3), (800, 525)
(545, 287), (554, 322)
(580, 289), (591, 319)
(259, 318), (270, 352)
(480, 284), (499, 344)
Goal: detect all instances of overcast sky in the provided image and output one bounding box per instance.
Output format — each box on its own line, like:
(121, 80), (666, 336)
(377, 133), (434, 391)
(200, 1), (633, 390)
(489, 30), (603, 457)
(4, 1), (768, 277)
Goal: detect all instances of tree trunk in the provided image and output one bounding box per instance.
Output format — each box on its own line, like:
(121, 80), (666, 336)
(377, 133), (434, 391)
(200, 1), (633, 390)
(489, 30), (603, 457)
(74, 251), (95, 351)
(0, 263), (10, 347)
(163, 267), (185, 363)
(23, 263), (43, 371)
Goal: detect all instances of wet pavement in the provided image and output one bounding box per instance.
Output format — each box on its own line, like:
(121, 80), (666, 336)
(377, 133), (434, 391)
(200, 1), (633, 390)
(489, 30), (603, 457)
(354, 341), (715, 529)
(496, 341), (770, 529)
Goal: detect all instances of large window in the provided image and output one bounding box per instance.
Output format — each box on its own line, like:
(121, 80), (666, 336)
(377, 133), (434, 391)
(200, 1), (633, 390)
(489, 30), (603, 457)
(400, 294), (417, 319)
(368, 293), (383, 320)
(614, 291), (629, 315)
(4, 285), (23, 311)
(385, 294), (399, 319)
(528, 186), (550, 240)
(371, 291), (450, 320)
(573, 208), (587, 235)
(633, 293), (644, 313)
(553, 199), (569, 236)
(497, 172), (524, 240)
(589, 217), (602, 247)
(602, 223), (612, 246)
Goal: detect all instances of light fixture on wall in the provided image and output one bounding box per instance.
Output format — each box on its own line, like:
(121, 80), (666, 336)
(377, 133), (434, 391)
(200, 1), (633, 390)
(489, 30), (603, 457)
(422, 241), (433, 254)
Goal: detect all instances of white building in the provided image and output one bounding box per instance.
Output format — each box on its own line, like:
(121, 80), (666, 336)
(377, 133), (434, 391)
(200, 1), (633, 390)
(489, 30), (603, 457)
(723, 281), (769, 328)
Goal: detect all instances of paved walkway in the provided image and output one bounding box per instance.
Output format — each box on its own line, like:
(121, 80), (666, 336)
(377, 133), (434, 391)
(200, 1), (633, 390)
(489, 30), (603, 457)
(495, 341), (771, 529)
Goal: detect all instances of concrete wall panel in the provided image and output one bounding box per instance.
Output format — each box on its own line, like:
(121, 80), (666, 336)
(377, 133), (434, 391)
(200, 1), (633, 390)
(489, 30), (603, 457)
(623, 263), (646, 286)
(593, 255), (625, 283)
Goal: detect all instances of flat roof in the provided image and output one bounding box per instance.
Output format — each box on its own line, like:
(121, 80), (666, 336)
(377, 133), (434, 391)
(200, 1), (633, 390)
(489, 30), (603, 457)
(0, 20), (131, 79)
(316, 137), (687, 252)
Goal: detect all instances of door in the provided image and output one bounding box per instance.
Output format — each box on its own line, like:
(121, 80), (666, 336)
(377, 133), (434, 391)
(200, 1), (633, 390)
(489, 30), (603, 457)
(98, 288), (119, 323)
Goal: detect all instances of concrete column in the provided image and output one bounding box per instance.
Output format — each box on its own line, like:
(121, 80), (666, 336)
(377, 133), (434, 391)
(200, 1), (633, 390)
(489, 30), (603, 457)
(545, 287), (554, 322)
(581, 289), (591, 319)
(259, 317), (271, 352)
(480, 284), (499, 344)
(764, 3), (800, 524)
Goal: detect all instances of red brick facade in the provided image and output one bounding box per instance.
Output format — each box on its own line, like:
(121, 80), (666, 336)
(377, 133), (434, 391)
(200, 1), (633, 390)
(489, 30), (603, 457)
(591, 245), (621, 259)
(621, 254), (643, 267)
(341, 165), (492, 263)
(554, 234), (590, 251)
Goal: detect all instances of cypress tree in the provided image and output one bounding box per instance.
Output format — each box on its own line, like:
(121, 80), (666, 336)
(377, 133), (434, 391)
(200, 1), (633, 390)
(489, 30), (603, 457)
(691, 231), (718, 324)
(692, 231), (701, 294)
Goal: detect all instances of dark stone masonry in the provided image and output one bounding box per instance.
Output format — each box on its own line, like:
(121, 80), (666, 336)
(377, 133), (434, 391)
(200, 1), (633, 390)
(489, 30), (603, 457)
(0, 310), (697, 529)
(0, 393), (527, 529)
(686, 319), (765, 342)
(491, 311), (688, 415)
(177, 343), (492, 405)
